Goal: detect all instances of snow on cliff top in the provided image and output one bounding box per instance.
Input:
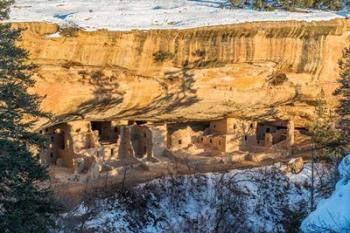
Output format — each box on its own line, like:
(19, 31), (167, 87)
(9, 0), (349, 31)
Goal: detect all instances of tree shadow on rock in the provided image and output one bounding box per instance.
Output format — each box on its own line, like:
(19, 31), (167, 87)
(129, 68), (200, 118)
(52, 70), (125, 123)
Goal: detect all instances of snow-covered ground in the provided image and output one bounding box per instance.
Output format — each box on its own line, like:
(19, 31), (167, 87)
(302, 155), (350, 232)
(9, 0), (349, 31)
(57, 163), (335, 233)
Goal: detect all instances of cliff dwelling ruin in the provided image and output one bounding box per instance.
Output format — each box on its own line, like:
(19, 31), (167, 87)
(8, 18), (348, 189)
(39, 117), (310, 183)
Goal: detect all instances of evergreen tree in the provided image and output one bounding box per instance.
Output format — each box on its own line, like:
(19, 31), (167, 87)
(230, 0), (242, 7)
(334, 47), (350, 155)
(258, 0), (343, 10)
(308, 89), (341, 159)
(254, 0), (265, 9)
(0, 1), (61, 232)
(320, 0), (343, 11)
(308, 87), (343, 212)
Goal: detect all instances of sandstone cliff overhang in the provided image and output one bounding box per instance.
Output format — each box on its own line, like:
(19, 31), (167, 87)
(11, 19), (350, 129)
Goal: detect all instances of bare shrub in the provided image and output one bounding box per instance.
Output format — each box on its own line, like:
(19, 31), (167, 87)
(60, 22), (81, 37)
(61, 61), (83, 69)
(269, 72), (288, 86)
(78, 70), (89, 78)
(192, 49), (206, 57)
(90, 70), (104, 80)
(56, 163), (337, 233)
(153, 51), (174, 63)
(248, 167), (290, 232)
(229, 0), (250, 8)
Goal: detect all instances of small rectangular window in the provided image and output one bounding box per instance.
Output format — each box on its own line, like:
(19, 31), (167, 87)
(178, 140), (182, 145)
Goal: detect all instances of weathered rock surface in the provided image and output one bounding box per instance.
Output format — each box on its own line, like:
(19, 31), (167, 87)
(287, 157), (304, 174)
(12, 19), (350, 129)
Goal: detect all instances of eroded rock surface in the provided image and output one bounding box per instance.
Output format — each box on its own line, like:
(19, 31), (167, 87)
(13, 19), (350, 128)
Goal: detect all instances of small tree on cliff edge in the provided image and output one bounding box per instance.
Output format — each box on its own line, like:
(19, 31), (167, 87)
(334, 47), (350, 156)
(0, 1), (61, 232)
(308, 89), (341, 159)
(310, 47), (350, 160)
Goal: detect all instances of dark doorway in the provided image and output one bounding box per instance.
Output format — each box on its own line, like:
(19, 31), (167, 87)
(91, 121), (112, 141)
(57, 132), (65, 150)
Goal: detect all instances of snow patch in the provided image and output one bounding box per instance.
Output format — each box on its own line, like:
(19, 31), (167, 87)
(46, 32), (61, 38)
(9, 0), (349, 31)
(301, 155), (350, 232)
(58, 163), (334, 233)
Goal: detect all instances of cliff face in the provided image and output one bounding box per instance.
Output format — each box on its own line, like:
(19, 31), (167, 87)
(13, 19), (350, 128)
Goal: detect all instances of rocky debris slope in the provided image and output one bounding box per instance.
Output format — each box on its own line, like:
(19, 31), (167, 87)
(57, 162), (335, 233)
